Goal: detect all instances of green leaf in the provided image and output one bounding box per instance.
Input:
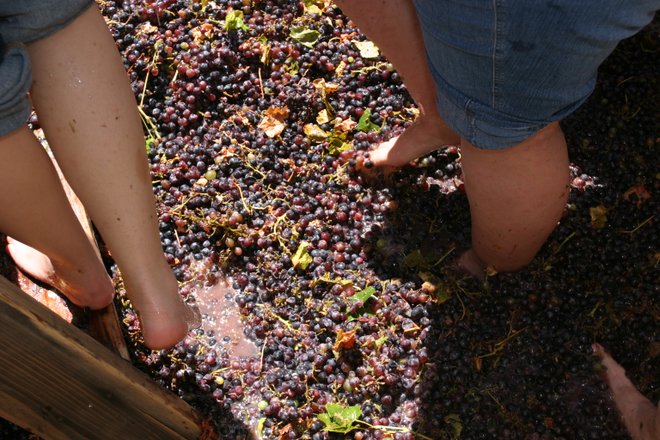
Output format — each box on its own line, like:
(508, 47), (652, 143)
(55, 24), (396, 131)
(319, 403), (362, 434)
(290, 26), (321, 48)
(350, 286), (376, 303)
(356, 108), (380, 133)
(313, 274), (354, 287)
(292, 241), (313, 270)
(225, 10), (249, 31)
(327, 136), (352, 156)
(304, 0), (323, 15)
(256, 417), (266, 438)
(145, 136), (155, 154)
(403, 249), (427, 270)
(444, 413), (463, 439)
(374, 335), (388, 348)
(434, 289), (451, 305)
(352, 40), (380, 59)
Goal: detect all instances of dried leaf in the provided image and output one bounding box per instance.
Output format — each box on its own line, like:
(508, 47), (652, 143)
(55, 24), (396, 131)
(292, 241), (313, 270)
(312, 78), (339, 97)
(278, 424), (292, 440)
(335, 60), (347, 77)
(137, 22), (159, 34)
(352, 40), (380, 59)
(190, 23), (216, 43)
(590, 205), (608, 229)
(333, 328), (357, 357)
(324, 82), (339, 94)
(623, 184), (651, 207)
(316, 109), (330, 125)
(304, 123), (328, 140)
(258, 106), (289, 138)
(334, 118), (357, 133)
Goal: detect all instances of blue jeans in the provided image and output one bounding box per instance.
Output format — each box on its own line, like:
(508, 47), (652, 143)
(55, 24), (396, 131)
(413, 0), (659, 149)
(0, 0), (94, 136)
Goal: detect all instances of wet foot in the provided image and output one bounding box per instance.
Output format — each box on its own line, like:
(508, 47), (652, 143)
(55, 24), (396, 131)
(592, 343), (660, 440)
(125, 275), (201, 350)
(137, 302), (201, 350)
(368, 112), (460, 168)
(5, 236), (114, 310)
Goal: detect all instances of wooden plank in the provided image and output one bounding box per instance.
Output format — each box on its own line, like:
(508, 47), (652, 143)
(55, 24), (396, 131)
(0, 275), (212, 440)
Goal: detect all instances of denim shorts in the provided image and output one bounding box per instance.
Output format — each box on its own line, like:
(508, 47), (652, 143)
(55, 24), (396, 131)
(0, 0), (94, 137)
(413, 0), (659, 149)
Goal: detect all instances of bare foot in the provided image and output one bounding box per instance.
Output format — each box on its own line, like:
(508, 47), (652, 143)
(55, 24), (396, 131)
(137, 302), (201, 350)
(456, 249), (487, 281)
(368, 112), (460, 167)
(5, 236), (114, 310)
(593, 343), (660, 440)
(125, 275), (201, 350)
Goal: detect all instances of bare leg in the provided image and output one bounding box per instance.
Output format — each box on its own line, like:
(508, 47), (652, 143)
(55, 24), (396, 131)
(334, 0), (460, 167)
(458, 122), (570, 275)
(593, 343), (660, 440)
(0, 126), (114, 310)
(27, 5), (194, 349)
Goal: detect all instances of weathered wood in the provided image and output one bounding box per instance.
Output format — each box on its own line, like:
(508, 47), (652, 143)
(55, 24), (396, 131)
(0, 275), (208, 440)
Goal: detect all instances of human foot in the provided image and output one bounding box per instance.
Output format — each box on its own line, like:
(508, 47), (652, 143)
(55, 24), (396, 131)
(125, 275), (201, 350)
(367, 112), (460, 168)
(136, 301), (201, 350)
(456, 249), (487, 281)
(593, 343), (660, 440)
(5, 236), (114, 310)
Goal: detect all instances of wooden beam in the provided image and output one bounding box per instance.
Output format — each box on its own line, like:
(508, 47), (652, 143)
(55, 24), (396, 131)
(0, 275), (212, 440)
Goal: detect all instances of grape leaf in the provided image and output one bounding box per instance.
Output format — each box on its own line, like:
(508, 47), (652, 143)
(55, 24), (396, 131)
(374, 335), (388, 349)
(589, 205), (608, 229)
(352, 40), (380, 59)
(334, 118), (357, 133)
(349, 286), (376, 303)
(145, 136), (155, 154)
(356, 108), (380, 133)
(332, 328), (357, 358)
(292, 241), (313, 270)
(318, 403), (362, 434)
(327, 136), (352, 156)
(225, 10), (249, 31)
(303, 0), (324, 15)
(316, 109), (330, 125)
(258, 106), (289, 138)
(304, 123), (328, 140)
(444, 413), (463, 439)
(290, 26), (321, 48)
(403, 249), (428, 270)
